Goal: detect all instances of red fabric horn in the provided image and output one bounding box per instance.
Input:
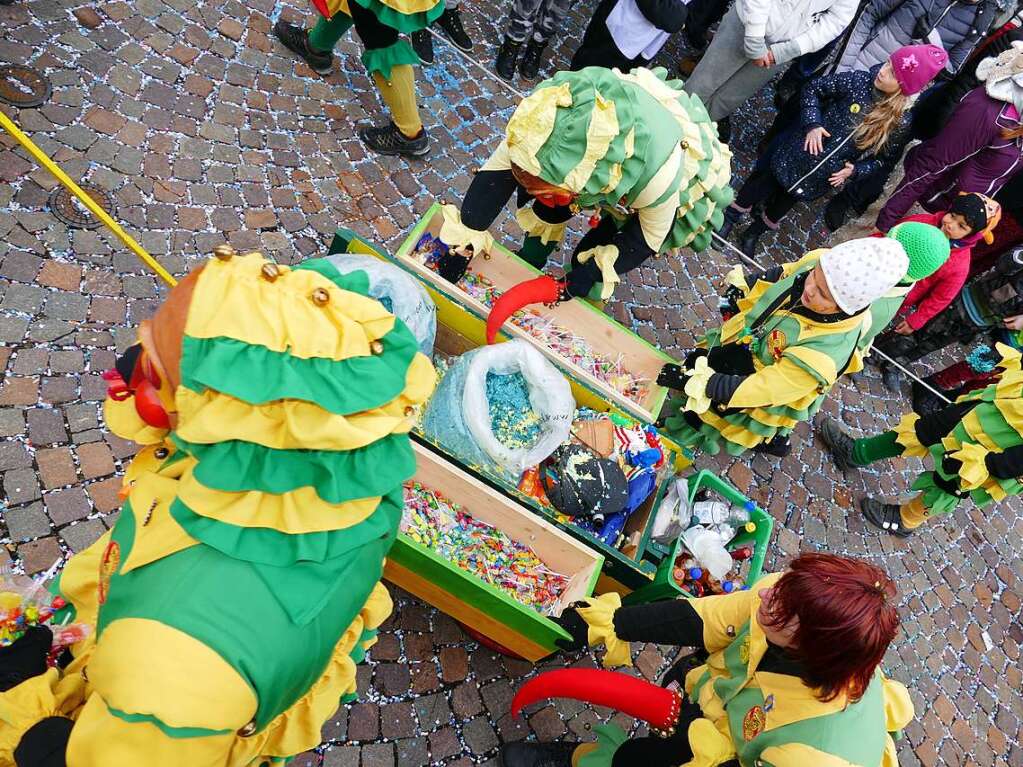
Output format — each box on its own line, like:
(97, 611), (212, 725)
(511, 669), (683, 731)
(486, 275), (565, 344)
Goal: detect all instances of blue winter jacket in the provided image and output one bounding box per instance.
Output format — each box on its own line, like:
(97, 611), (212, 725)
(768, 65), (910, 200)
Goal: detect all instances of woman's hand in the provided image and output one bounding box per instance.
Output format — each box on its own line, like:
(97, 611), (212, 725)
(1004, 314), (1023, 331)
(894, 319), (914, 336)
(753, 50), (776, 68)
(829, 162), (855, 187)
(804, 126), (831, 156)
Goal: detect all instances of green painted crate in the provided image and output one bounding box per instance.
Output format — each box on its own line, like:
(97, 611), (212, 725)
(622, 470), (774, 605)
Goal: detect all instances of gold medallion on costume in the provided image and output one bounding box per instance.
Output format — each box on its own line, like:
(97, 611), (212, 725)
(739, 636), (751, 663)
(766, 329), (787, 360)
(743, 705), (767, 741)
(98, 540), (121, 604)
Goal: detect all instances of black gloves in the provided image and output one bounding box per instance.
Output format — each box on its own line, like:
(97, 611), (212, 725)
(0, 626), (52, 693)
(657, 363), (688, 390)
(15, 716), (73, 767)
(553, 603), (590, 651)
(437, 251), (471, 284)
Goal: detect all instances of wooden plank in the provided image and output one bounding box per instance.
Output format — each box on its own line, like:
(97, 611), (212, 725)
(384, 559), (552, 662)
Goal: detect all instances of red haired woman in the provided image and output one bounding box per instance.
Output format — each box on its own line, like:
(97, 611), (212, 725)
(501, 553), (914, 767)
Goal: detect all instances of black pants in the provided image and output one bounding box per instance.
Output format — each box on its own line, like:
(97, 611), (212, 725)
(566, 215), (653, 298)
(570, 0), (650, 72)
(349, 0), (400, 50)
(611, 699), (702, 765)
(874, 300), (982, 363)
(734, 164), (798, 223)
(684, 0), (727, 46)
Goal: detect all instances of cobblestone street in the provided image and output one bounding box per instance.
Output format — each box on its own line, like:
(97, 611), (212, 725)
(1, 0), (1022, 764)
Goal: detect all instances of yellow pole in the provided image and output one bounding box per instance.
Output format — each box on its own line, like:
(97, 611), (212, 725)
(0, 110), (178, 287)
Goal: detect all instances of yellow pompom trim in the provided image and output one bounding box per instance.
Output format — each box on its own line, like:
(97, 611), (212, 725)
(950, 442), (991, 490)
(892, 413), (928, 457)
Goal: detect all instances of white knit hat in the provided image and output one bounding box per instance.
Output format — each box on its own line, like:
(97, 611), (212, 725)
(976, 40), (1023, 114)
(818, 238), (909, 315)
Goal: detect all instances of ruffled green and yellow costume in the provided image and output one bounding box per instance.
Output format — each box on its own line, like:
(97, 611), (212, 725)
(447, 66), (734, 300)
(892, 344), (1023, 520)
(664, 252), (869, 456)
(0, 252), (435, 765)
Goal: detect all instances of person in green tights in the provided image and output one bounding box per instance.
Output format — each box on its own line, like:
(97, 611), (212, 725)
(819, 344), (1023, 537)
(274, 0), (442, 157)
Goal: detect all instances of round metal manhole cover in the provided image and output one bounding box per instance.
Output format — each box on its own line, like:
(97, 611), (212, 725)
(48, 184), (114, 230)
(0, 65), (52, 108)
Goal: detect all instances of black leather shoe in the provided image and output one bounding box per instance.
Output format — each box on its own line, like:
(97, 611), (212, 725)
(860, 497), (913, 538)
(717, 205), (744, 239)
(739, 217), (768, 258)
(818, 416), (858, 472)
(753, 435), (791, 457)
(499, 742), (577, 767)
(824, 194), (852, 232)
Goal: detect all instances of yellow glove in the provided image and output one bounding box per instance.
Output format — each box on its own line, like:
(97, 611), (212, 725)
(576, 244), (620, 300)
(951, 442), (991, 490)
(723, 265), (748, 293)
(575, 592), (632, 667)
(684, 355), (713, 414)
(438, 203), (494, 256)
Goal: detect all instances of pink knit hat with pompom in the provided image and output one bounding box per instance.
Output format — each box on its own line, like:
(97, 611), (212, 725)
(890, 44), (948, 95)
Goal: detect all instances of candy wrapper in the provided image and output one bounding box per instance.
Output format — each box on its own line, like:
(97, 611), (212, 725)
(0, 566), (90, 659)
(402, 481), (570, 615)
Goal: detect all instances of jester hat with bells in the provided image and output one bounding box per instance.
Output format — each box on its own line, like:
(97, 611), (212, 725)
(102, 247), (436, 620)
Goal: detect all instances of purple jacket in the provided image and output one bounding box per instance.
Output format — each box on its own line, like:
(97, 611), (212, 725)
(877, 88), (1023, 231)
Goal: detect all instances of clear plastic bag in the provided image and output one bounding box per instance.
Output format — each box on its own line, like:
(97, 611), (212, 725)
(651, 476), (690, 545)
(324, 254), (437, 356)
(421, 339), (574, 480)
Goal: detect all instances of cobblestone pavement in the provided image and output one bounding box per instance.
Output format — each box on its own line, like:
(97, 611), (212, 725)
(1, 1), (1022, 765)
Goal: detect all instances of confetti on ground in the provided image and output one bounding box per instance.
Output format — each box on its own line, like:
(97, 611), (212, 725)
(401, 482), (570, 614)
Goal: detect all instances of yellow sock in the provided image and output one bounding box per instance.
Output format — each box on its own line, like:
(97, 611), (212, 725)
(371, 65), (422, 138)
(899, 495), (928, 529)
(572, 743), (599, 767)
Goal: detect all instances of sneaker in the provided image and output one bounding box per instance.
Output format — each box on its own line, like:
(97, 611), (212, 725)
(273, 20), (334, 75)
(860, 497), (913, 538)
(358, 123), (430, 157)
(881, 362), (903, 393)
(411, 29), (434, 64)
(519, 39), (547, 80)
(437, 7), (473, 51)
(495, 37), (522, 81)
(499, 742), (577, 767)
(818, 416), (858, 473)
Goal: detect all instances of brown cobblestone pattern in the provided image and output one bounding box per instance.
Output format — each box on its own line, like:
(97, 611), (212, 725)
(1, 1), (1021, 765)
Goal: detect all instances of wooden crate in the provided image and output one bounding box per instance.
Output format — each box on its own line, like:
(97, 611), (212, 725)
(383, 203), (675, 423)
(386, 443), (603, 662)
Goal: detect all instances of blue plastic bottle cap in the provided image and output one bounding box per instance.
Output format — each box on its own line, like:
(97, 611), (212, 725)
(744, 500), (755, 511)
(689, 567), (703, 580)
(721, 580), (735, 593)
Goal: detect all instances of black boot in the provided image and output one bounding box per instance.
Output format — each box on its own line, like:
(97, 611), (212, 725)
(716, 116), (732, 143)
(860, 497), (913, 538)
(499, 742), (577, 767)
(739, 217), (770, 258)
(519, 39), (547, 80)
(411, 29), (434, 64)
(495, 37), (522, 81)
(818, 416), (859, 473)
(880, 361), (903, 392)
(437, 6), (473, 51)
(824, 194), (852, 233)
(717, 205), (745, 239)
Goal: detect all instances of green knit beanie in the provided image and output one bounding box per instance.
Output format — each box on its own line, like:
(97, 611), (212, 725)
(887, 222), (950, 281)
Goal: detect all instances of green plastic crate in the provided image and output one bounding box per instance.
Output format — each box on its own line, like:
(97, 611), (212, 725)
(622, 470), (773, 605)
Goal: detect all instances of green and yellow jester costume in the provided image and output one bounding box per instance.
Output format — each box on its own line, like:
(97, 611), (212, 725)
(0, 251), (435, 765)
(822, 343), (1023, 537)
(662, 239), (910, 456)
(506, 574), (914, 767)
(441, 66), (733, 301)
